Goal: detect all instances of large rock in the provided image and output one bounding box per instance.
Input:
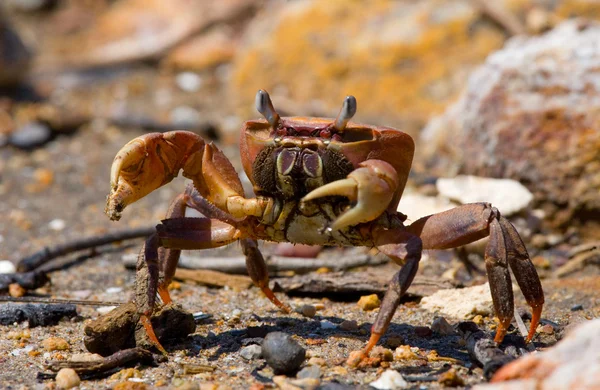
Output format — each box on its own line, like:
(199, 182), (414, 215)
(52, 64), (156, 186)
(474, 319), (600, 390)
(231, 0), (507, 133)
(231, 1), (600, 134)
(420, 20), (600, 230)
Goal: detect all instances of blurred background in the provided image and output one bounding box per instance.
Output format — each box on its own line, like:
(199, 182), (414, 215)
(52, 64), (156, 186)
(1, 0), (600, 274)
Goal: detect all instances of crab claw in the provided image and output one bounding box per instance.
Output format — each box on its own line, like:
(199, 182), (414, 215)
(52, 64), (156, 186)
(301, 159), (399, 230)
(106, 131), (206, 221)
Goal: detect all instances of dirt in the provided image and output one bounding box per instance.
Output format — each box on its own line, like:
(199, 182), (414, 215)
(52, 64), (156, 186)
(1, 124), (599, 389)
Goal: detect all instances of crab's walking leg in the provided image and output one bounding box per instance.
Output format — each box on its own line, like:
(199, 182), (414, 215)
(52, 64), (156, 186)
(241, 239), (291, 313)
(407, 203), (544, 343)
(347, 229), (422, 367)
(136, 217), (242, 354)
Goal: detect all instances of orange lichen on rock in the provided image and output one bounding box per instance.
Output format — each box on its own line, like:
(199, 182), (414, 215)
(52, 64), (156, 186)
(231, 0), (506, 133)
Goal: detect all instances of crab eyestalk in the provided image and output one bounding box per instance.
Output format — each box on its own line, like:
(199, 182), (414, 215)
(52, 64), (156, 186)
(333, 95), (357, 132)
(255, 89), (280, 129)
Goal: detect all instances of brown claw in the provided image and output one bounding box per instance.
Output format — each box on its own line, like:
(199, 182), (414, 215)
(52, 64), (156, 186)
(301, 159), (399, 230)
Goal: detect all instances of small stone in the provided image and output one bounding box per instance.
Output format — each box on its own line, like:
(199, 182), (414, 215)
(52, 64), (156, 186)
(540, 324), (554, 335)
(0, 260), (16, 274)
(9, 122), (52, 149)
(371, 346), (394, 362)
(330, 366), (348, 376)
(420, 283), (495, 319)
(307, 357), (327, 367)
(338, 320), (358, 332)
(571, 304), (583, 311)
(357, 294), (381, 311)
(262, 332), (306, 375)
(42, 337), (69, 351)
(297, 365), (321, 379)
(48, 219), (66, 231)
(473, 315), (484, 325)
(273, 375), (320, 390)
(55, 368), (80, 389)
(314, 303), (326, 311)
(431, 316), (456, 335)
(394, 345), (418, 361)
(320, 320), (337, 330)
(438, 368), (465, 387)
(175, 72), (203, 92)
(295, 304), (316, 318)
(8, 283), (26, 298)
(240, 344), (263, 360)
(370, 369), (408, 389)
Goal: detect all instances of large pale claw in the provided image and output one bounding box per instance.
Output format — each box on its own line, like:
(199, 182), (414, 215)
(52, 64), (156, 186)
(301, 159), (399, 230)
(105, 131), (205, 221)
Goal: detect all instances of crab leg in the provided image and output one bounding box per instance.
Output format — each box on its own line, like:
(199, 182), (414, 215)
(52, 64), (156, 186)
(301, 159), (399, 230)
(136, 217), (242, 354)
(241, 239), (291, 313)
(406, 203), (544, 343)
(347, 229), (422, 367)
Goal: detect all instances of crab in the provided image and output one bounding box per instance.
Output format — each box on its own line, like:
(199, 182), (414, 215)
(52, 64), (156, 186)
(105, 90), (544, 366)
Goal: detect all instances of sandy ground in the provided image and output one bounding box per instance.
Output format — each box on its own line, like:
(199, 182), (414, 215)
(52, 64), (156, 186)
(1, 127), (599, 389)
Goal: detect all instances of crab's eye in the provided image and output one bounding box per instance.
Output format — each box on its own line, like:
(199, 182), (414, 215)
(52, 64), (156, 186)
(276, 128), (288, 137)
(319, 129), (331, 139)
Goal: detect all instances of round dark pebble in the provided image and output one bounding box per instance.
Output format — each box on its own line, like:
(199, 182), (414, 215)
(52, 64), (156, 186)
(414, 326), (433, 338)
(262, 332), (306, 375)
(571, 304), (583, 311)
(9, 121), (52, 149)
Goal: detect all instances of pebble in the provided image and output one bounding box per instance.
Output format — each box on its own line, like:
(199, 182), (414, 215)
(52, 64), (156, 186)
(9, 121), (52, 149)
(110, 368), (143, 380)
(297, 365), (321, 379)
(48, 219), (66, 231)
(438, 368), (465, 387)
(55, 368), (80, 389)
(394, 345), (419, 360)
(295, 304), (316, 318)
(307, 357), (327, 367)
(420, 283), (494, 319)
(175, 72), (203, 92)
(370, 369), (408, 389)
(8, 283), (26, 298)
(42, 337), (69, 351)
(96, 305), (117, 314)
(571, 304), (583, 311)
(338, 320), (358, 332)
(431, 316), (456, 335)
(273, 376), (320, 389)
(70, 353), (103, 362)
(240, 344), (263, 360)
(262, 332), (306, 375)
(320, 320), (337, 330)
(357, 294), (381, 311)
(0, 260), (16, 274)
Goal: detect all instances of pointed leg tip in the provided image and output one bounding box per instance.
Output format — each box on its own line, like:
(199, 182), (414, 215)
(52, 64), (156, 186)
(494, 322), (509, 344)
(526, 305), (543, 343)
(141, 314), (168, 356)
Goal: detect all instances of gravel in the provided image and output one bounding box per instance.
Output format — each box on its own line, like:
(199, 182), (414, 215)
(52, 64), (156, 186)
(239, 344), (262, 360)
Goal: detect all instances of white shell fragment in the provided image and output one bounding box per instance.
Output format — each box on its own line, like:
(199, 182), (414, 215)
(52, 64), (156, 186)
(437, 175), (533, 216)
(370, 369), (409, 389)
(0, 260), (16, 274)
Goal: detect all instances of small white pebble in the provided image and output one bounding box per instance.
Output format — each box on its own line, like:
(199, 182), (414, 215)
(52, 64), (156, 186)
(48, 219), (66, 231)
(320, 320), (337, 330)
(43, 352), (51, 359)
(175, 72), (203, 92)
(128, 378), (146, 383)
(0, 260), (16, 274)
(96, 306), (117, 314)
(11, 345), (34, 356)
(55, 368), (80, 389)
(231, 309), (242, 318)
(370, 369), (408, 389)
(105, 287), (123, 294)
